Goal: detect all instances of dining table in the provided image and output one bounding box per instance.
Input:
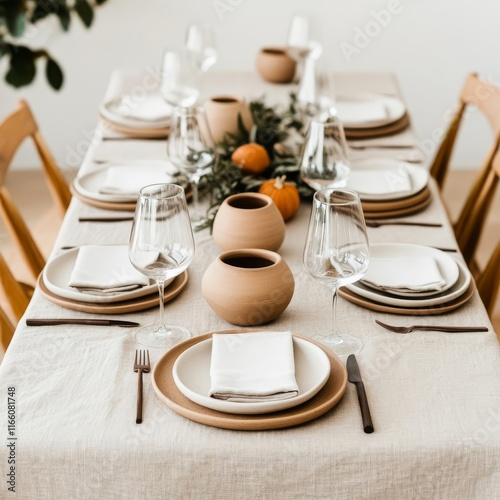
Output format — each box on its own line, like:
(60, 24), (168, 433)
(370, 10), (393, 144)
(1, 70), (499, 500)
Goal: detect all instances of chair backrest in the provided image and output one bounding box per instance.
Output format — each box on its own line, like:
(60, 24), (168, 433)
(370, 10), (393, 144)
(476, 239), (500, 317)
(457, 148), (500, 267)
(0, 303), (15, 353)
(0, 100), (71, 280)
(0, 100), (71, 216)
(430, 73), (500, 264)
(430, 73), (500, 191)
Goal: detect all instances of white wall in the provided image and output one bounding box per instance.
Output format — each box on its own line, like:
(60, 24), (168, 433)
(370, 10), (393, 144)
(1, 0), (499, 171)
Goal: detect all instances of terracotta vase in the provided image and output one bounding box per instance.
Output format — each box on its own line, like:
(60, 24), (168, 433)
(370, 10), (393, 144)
(202, 248), (295, 326)
(255, 47), (296, 84)
(203, 95), (254, 143)
(212, 193), (285, 251)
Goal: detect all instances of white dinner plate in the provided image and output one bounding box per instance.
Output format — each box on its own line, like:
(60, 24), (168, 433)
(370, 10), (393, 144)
(346, 244), (470, 307)
(172, 336), (331, 415)
(99, 92), (171, 130)
(73, 160), (178, 203)
(347, 159), (429, 201)
(336, 93), (406, 129)
(43, 248), (173, 304)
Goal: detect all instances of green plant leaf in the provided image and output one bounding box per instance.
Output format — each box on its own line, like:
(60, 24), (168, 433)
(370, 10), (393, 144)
(4, 0), (26, 37)
(74, 0), (93, 28)
(46, 56), (63, 90)
(57, 5), (71, 31)
(5, 46), (36, 87)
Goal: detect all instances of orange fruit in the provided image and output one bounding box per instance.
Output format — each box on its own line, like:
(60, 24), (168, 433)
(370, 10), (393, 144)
(231, 143), (270, 174)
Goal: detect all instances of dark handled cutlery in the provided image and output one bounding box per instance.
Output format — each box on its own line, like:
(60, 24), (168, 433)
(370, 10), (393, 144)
(79, 217), (134, 222)
(26, 318), (139, 327)
(375, 319), (489, 334)
(134, 350), (151, 424)
(365, 221), (443, 228)
(347, 355), (374, 434)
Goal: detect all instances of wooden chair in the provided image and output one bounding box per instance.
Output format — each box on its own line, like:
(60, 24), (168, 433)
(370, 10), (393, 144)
(0, 304), (15, 353)
(0, 100), (72, 280)
(0, 100), (71, 216)
(0, 252), (31, 324)
(429, 73), (500, 266)
(476, 240), (500, 317)
(456, 145), (500, 269)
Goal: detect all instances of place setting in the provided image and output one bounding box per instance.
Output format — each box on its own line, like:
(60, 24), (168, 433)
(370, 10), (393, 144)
(345, 158), (432, 219)
(338, 242), (475, 315)
(40, 184), (193, 316)
(71, 159), (179, 211)
(151, 329), (348, 431)
(335, 92), (410, 139)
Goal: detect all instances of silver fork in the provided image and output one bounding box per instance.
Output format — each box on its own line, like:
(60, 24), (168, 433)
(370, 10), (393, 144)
(134, 350), (151, 424)
(375, 319), (489, 334)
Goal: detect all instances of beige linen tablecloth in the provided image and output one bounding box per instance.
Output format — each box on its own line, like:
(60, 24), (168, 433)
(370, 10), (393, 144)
(0, 72), (499, 500)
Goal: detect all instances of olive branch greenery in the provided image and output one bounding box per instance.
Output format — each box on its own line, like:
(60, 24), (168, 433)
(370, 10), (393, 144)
(196, 93), (314, 230)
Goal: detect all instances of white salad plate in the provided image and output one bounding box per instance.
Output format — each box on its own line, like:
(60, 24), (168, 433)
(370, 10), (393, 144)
(347, 159), (429, 201)
(43, 247), (173, 304)
(172, 336), (331, 415)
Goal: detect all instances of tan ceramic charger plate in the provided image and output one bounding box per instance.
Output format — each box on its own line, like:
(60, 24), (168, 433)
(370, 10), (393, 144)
(37, 271), (188, 314)
(361, 185), (430, 212)
(152, 330), (348, 431)
(344, 113), (410, 139)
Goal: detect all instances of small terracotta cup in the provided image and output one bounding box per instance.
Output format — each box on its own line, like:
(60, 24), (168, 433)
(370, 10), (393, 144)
(255, 47), (297, 84)
(202, 248), (295, 326)
(212, 193), (285, 251)
(203, 95), (254, 143)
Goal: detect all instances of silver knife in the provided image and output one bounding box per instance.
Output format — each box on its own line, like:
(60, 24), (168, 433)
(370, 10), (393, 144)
(347, 354), (374, 433)
(26, 318), (139, 328)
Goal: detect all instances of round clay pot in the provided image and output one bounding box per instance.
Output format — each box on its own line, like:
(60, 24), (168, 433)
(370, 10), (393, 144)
(203, 95), (254, 143)
(202, 248), (295, 326)
(212, 193), (285, 251)
(255, 47), (297, 84)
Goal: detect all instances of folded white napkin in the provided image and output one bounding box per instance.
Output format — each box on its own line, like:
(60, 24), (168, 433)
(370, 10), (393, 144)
(361, 256), (447, 293)
(99, 165), (173, 195)
(348, 167), (412, 196)
(108, 93), (171, 122)
(68, 245), (150, 295)
(209, 331), (299, 403)
(336, 99), (388, 125)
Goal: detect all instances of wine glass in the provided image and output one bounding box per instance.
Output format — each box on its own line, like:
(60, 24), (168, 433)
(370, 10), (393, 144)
(299, 115), (351, 189)
(167, 106), (215, 228)
(286, 14), (323, 114)
(129, 184), (195, 349)
(160, 48), (200, 108)
(303, 188), (370, 356)
(185, 23), (217, 73)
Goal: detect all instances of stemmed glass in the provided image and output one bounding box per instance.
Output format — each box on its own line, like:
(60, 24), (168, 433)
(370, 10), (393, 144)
(167, 106), (215, 228)
(303, 188), (370, 356)
(185, 23), (217, 74)
(129, 184), (195, 349)
(299, 115), (351, 189)
(286, 14), (323, 114)
(160, 48), (200, 108)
